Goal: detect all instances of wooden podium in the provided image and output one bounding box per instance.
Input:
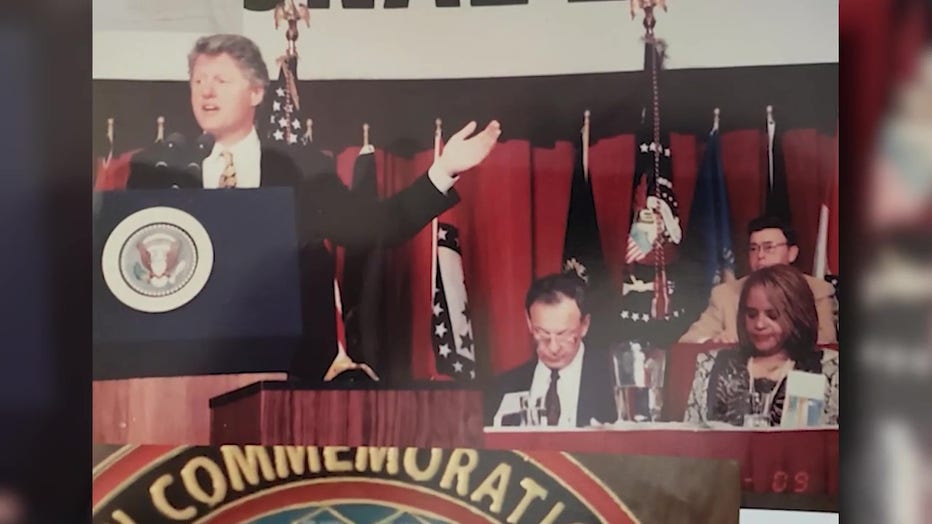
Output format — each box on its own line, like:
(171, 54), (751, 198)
(209, 381), (484, 448)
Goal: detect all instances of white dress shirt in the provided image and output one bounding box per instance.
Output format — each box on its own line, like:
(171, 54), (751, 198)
(528, 343), (586, 427)
(202, 127), (263, 189)
(201, 127), (458, 194)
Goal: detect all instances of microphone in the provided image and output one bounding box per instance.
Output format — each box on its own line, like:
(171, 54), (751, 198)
(127, 132), (188, 189)
(185, 133), (215, 174)
(159, 132), (187, 167)
(161, 132), (196, 189)
(167, 133), (214, 189)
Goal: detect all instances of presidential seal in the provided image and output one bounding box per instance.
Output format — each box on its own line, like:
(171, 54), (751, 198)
(102, 207), (213, 313)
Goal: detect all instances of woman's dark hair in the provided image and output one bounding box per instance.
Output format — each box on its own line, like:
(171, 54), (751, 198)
(736, 264), (818, 363)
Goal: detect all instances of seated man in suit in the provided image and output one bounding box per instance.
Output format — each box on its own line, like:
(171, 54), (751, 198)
(679, 215), (837, 344)
(487, 273), (616, 428)
(127, 34), (502, 381)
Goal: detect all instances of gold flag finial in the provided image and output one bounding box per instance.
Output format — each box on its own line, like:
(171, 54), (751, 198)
(274, 0), (311, 58)
(630, 0), (667, 33)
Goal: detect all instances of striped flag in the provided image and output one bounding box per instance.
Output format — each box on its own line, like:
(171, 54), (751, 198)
(263, 54), (373, 380)
(431, 223), (477, 381)
(264, 55), (310, 149)
(426, 122), (477, 381)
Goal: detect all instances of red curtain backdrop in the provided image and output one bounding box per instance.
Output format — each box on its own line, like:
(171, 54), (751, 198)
(96, 128), (838, 379)
(828, 131), (839, 275)
(783, 129), (838, 274)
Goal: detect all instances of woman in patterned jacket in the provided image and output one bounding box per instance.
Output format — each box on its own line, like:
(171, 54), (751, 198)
(685, 264), (839, 427)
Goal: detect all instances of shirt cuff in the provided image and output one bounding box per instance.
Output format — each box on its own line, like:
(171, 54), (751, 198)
(428, 163), (458, 195)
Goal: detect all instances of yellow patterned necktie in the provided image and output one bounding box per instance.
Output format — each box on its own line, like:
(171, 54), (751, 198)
(218, 150), (237, 188)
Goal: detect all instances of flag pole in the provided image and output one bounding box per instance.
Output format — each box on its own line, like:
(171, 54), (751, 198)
(712, 108), (720, 134)
(766, 105), (775, 191)
(155, 116), (165, 143)
(363, 123), (370, 148)
(430, 119), (442, 380)
(104, 117), (115, 166)
(633, 0), (673, 320)
(582, 110), (591, 180)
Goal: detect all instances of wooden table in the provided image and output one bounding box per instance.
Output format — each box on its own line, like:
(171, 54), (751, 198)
(484, 425), (839, 511)
(92, 373), (285, 445)
(210, 381), (485, 448)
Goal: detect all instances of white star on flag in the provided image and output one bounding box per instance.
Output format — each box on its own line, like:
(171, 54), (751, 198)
(621, 310), (629, 319)
(673, 310), (680, 318)
(453, 361), (463, 373)
(278, 117), (288, 128)
(276, 88), (285, 97)
(434, 323), (448, 338)
(664, 148), (671, 157)
(432, 303), (444, 317)
(438, 228), (447, 241)
(632, 313), (641, 321)
(439, 344), (451, 357)
(288, 133), (298, 144)
(640, 143), (649, 153)
(270, 115), (276, 124)
(273, 129), (284, 141)
(285, 104), (293, 113)
(649, 142), (657, 152)
(273, 101), (281, 111)
(291, 119), (301, 130)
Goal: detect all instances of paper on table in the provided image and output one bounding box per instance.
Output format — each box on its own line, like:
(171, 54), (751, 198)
(781, 371), (829, 428)
(493, 391), (528, 427)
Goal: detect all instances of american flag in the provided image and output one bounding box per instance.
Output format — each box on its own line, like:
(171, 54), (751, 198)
(431, 223), (477, 381)
(264, 54), (359, 380)
(264, 55), (310, 147)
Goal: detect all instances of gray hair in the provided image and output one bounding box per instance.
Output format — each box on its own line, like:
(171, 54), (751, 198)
(187, 34), (270, 90)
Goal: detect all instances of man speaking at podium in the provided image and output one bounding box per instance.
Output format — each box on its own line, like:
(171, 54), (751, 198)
(127, 34), (502, 382)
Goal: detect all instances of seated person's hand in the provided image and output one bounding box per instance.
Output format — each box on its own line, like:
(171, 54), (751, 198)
(711, 332), (738, 345)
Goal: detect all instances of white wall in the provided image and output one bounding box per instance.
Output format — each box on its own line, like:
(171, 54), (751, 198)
(740, 509), (839, 523)
(93, 0), (838, 81)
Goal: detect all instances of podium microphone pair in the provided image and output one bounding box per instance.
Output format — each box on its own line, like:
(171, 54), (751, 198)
(127, 132), (215, 189)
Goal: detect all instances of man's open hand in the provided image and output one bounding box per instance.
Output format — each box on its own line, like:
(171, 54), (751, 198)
(434, 120), (501, 177)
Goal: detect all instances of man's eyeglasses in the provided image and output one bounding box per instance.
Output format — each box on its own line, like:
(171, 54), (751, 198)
(531, 329), (580, 345)
(749, 242), (788, 255)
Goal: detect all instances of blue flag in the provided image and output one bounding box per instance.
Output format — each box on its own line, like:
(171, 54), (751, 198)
(688, 130), (735, 290)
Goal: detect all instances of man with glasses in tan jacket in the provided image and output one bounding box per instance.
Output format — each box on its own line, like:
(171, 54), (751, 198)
(679, 216), (838, 344)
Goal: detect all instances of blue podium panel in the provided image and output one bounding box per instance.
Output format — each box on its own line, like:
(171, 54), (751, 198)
(93, 189), (303, 379)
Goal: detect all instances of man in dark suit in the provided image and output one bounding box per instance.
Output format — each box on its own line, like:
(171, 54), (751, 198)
(126, 34), (501, 382)
(486, 273), (617, 428)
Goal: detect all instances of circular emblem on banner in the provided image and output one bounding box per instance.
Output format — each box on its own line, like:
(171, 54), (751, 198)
(91, 446), (639, 524)
(102, 207), (213, 313)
